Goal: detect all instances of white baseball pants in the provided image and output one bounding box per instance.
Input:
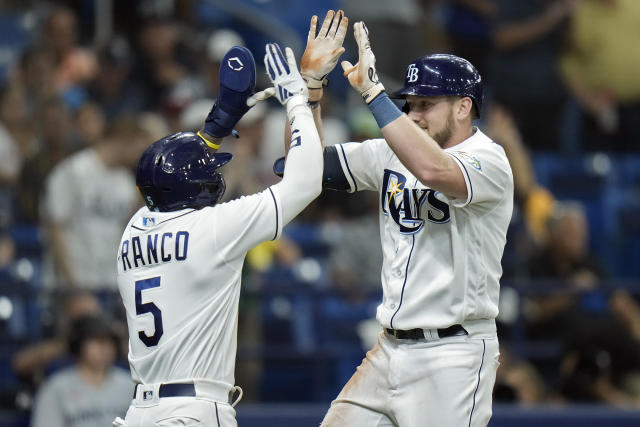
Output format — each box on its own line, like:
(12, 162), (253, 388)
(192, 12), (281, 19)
(321, 327), (499, 427)
(119, 381), (241, 427)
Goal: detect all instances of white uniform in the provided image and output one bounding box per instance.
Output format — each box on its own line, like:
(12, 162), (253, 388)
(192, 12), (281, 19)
(322, 128), (513, 427)
(116, 101), (322, 427)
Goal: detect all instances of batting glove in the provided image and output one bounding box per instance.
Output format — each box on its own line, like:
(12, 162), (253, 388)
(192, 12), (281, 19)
(341, 22), (385, 104)
(264, 43), (308, 114)
(300, 10), (348, 98)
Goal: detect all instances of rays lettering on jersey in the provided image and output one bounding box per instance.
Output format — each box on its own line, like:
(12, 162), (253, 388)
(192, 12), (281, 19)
(120, 231), (189, 271)
(381, 169), (450, 234)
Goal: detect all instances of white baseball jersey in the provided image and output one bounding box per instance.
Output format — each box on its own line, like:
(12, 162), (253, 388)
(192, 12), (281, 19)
(335, 128), (513, 330)
(116, 103), (322, 389)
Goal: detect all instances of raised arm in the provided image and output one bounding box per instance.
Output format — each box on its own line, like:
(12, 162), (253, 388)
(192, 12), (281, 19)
(265, 43), (323, 224)
(196, 46), (274, 152)
(341, 22), (467, 199)
(283, 10), (349, 155)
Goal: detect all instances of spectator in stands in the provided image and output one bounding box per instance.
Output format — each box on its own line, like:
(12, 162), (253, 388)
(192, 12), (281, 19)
(484, 103), (555, 277)
(493, 345), (548, 404)
(88, 36), (145, 122)
(30, 314), (131, 427)
(340, 0), (425, 80)
(73, 102), (106, 149)
(525, 201), (640, 404)
(327, 192), (382, 301)
(40, 116), (151, 290)
(130, 18), (190, 116)
(17, 96), (75, 224)
(438, 0), (497, 76)
(0, 83), (30, 187)
(12, 290), (102, 387)
(560, 0), (640, 152)
(489, 0), (577, 151)
(16, 46), (57, 114)
(40, 6), (98, 109)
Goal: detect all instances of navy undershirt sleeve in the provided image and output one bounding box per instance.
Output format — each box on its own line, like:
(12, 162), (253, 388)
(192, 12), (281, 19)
(323, 146), (349, 191)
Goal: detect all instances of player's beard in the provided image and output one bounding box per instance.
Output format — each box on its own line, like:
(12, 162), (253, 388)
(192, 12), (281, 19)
(430, 109), (456, 148)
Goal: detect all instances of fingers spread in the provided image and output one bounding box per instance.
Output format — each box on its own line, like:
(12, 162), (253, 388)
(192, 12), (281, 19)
(319, 9), (335, 38)
(335, 13), (349, 42)
(269, 43), (288, 75)
(328, 10), (342, 38)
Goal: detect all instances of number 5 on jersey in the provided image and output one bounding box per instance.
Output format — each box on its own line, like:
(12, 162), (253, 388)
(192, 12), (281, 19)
(135, 277), (163, 347)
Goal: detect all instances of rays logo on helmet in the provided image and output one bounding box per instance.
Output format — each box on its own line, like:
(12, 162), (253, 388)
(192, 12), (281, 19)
(227, 57), (244, 71)
(407, 64), (419, 83)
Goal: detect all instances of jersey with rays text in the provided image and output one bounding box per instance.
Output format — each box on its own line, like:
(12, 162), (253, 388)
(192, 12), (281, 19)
(334, 128), (513, 330)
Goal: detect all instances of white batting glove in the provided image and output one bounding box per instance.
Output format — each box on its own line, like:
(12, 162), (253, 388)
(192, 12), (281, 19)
(341, 22), (385, 104)
(264, 43), (308, 114)
(300, 10), (349, 93)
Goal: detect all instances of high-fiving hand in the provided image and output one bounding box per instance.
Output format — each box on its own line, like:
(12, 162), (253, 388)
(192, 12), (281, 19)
(264, 43), (308, 112)
(300, 10), (349, 91)
(341, 22), (385, 104)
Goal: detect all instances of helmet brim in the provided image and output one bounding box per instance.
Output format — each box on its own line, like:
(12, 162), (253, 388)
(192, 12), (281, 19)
(212, 152), (232, 168)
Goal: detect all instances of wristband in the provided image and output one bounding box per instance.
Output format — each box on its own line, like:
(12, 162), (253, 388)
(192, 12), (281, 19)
(367, 92), (402, 129)
(307, 87), (323, 102)
(307, 100), (320, 110)
(197, 131), (221, 150)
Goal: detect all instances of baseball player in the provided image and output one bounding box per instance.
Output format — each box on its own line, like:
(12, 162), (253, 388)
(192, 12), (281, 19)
(113, 43), (322, 427)
(287, 12), (514, 426)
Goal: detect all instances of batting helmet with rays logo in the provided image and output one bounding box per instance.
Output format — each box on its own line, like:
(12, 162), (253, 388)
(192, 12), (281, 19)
(391, 54), (483, 118)
(136, 132), (232, 212)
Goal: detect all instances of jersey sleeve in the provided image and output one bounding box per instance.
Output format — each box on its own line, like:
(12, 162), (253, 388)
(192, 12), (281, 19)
(335, 139), (389, 193)
(447, 143), (513, 208)
(212, 187), (283, 259)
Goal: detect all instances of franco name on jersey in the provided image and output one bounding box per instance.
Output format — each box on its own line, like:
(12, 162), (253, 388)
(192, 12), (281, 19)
(120, 231), (189, 272)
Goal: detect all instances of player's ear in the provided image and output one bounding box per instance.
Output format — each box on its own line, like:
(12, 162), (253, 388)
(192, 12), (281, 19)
(455, 97), (473, 120)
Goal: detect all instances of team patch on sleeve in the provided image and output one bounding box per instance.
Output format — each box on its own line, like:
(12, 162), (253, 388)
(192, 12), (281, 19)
(453, 151), (481, 170)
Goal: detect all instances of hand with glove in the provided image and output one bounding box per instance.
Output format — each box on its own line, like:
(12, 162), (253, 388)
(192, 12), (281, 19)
(341, 22), (385, 104)
(199, 46), (274, 150)
(300, 10), (348, 101)
(264, 43), (308, 114)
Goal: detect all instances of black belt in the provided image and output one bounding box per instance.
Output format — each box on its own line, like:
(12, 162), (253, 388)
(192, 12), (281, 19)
(159, 383), (196, 398)
(385, 324), (467, 340)
(133, 382), (196, 399)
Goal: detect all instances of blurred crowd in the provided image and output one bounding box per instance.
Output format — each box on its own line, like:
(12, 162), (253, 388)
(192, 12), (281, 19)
(0, 0), (639, 423)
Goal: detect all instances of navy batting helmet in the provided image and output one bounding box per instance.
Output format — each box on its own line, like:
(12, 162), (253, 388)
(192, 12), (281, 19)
(391, 54), (483, 117)
(136, 132), (232, 212)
